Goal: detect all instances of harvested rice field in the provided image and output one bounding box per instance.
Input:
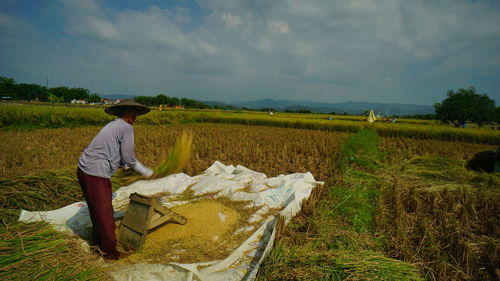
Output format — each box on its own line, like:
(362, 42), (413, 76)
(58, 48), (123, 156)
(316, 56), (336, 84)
(1, 116), (499, 281)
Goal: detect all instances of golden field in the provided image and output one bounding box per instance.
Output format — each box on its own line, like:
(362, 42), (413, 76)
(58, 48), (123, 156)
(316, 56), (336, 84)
(1, 107), (499, 281)
(0, 123), (495, 180)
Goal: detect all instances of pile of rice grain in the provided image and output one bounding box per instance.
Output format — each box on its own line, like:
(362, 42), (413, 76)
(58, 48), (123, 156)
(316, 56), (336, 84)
(119, 199), (254, 264)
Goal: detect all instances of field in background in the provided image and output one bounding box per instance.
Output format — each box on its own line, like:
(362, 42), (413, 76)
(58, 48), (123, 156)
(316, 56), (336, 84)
(1, 104), (499, 144)
(1, 104), (499, 280)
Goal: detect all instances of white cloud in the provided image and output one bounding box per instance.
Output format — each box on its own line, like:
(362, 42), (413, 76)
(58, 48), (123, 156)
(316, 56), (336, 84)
(221, 13), (242, 28)
(198, 41), (218, 55)
(267, 20), (290, 34)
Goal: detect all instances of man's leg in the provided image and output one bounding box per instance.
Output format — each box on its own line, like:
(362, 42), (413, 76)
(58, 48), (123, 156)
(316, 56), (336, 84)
(77, 168), (118, 259)
(77, 168), (98, 245)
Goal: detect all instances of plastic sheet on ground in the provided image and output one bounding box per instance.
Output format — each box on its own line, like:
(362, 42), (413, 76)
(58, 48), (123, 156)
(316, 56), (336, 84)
(19, 161), (322, 281)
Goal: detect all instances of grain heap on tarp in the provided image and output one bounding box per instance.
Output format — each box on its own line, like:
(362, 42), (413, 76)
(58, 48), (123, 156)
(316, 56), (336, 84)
(118, 198), (262, 264)
(19, 161), (322, 281)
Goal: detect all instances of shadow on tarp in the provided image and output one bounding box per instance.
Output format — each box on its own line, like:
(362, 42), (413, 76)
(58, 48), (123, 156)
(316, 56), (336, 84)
(65, 204), (125, 244)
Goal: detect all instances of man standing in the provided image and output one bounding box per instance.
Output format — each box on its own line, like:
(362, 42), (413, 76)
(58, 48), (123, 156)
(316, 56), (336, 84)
(77, 99), (154, 260)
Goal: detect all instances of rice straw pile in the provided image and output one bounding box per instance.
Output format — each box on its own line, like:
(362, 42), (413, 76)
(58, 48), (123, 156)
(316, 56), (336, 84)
(0, 221), (106, 280)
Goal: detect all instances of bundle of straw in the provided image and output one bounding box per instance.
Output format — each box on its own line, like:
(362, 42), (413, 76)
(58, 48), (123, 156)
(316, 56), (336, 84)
(0, 169), (82, 213)
(0, 221), (105, 280)
(118, 131), (193, 186)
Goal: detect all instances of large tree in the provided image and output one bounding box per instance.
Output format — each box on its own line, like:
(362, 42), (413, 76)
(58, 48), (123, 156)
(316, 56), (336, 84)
(15, 83), (49, 101)
(0, 76), (16, 98)
(434, 87), (496, 127)
(50, 86), (90, 102)
(488, 106), (500, 124)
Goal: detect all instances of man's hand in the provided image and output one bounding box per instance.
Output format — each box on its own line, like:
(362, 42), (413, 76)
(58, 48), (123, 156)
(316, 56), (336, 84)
(143, 168), (154, 179)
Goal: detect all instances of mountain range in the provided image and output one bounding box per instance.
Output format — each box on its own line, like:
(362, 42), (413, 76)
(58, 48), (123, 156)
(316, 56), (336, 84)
(231, 99), (434, 115)
(103, 95), (434, 115)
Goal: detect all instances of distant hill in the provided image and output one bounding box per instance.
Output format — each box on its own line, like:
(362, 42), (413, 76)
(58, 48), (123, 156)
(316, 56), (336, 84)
(232, 99), (434, 115)
(102, 94), (136, 100)
(235, 98), (293, 109)
(204, 101), (233, 107)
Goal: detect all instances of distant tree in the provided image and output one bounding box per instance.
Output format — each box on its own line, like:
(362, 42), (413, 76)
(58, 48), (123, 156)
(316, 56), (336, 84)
(402, 114), (436, 120)
(48, 92), (62, 103)
(195, 101), (209, 109)
(180, 97), (208, 108)
(87, 93), (102, 103)
(155, 94), (169, 105)
(180, 97), (194, 108)
(134, 95), (207, 108)
(170, 97), (180, 106)
(487, 106), (500, 124)
(0, 76), (16, 98)
(260, 108), (275, 112)
(15, 83), (48, 101)
(50, 86), (90, 102)
(134, 96), (155, 106)
(434, 87), (496, 127)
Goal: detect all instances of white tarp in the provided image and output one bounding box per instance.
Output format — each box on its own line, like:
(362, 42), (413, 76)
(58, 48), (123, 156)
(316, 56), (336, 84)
(19, 161), (322, 281)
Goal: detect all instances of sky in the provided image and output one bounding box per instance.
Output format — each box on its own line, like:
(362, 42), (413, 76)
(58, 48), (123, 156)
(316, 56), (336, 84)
(1, 0), (499, 105)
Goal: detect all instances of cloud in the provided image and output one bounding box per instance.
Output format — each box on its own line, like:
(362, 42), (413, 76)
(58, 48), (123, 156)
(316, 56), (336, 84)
(267, 20), (290, 34)
(0, 11), (30, 32)
(220, 13), (242, 28)
(57, 0), (119, 41)
(0, 0), (499, 104)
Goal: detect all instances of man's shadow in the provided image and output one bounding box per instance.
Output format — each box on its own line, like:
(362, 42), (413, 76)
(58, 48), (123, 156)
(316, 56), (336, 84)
(66, 204), (125, 244)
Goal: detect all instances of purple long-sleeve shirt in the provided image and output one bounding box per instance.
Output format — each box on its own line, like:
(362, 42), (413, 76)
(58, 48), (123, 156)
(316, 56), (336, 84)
(78, 118), (149, 178)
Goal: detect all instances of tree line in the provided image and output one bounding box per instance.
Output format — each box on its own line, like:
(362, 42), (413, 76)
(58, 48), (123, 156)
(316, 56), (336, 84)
(134, 95), (208, 108)
(0, 76), (101, 103)
(0, 76), (210, 109)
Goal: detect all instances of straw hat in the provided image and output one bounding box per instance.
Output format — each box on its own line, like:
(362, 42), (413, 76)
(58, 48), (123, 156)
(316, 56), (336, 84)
(105, 99), (151, 116)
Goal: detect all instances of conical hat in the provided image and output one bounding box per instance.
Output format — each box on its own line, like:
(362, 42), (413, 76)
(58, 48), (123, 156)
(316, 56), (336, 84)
(105, 99), (150, 116)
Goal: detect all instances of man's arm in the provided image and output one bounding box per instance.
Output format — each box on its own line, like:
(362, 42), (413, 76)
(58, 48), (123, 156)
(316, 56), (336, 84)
(120, 126), (153, 178)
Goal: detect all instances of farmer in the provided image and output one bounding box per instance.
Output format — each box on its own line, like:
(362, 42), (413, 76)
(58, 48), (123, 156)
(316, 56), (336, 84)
(77, 99), (154, 260)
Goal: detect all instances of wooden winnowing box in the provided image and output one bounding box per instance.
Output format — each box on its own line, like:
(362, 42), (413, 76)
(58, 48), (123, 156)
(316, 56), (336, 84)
(118, 192), (187, 250)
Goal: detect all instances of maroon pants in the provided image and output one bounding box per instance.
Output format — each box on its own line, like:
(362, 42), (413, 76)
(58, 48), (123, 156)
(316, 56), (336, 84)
(77, 168), (118, 257)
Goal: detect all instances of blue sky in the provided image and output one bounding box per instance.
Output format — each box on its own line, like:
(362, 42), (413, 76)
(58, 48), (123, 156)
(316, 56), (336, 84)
(1, 0), (499, 105)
